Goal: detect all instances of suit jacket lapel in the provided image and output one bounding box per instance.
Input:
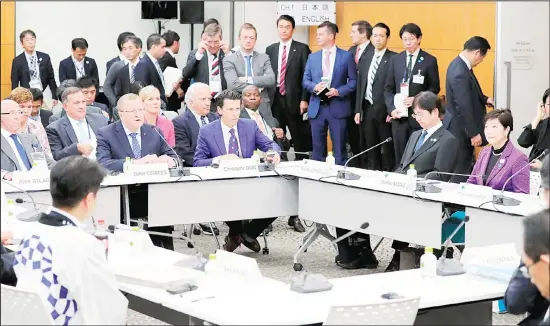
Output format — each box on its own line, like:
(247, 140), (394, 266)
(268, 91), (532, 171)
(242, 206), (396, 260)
(115, 122), (136, 158)
(199, 51), (210, 79)
(186, 110), (200, 137)
(402, 131), (421, 167)
(61, 117), (78, 144)
(84, 57), (90, 75)
(372, 50), (391, 84)
(19, 54), (31, 79)
(86, 116), (101, 134)
(213, 121), (226, 155)
(287, 42), (297, 68)
(469, 70), (485, 103)
(19, 135), (35, 163)
(140, 126), (153, 156)
(237, 121), (249, 158)
(1, 135), (21, 169)
(331, 48), (342, 81)
(410, 127), (444, 162)
(486, 142), (514, 185)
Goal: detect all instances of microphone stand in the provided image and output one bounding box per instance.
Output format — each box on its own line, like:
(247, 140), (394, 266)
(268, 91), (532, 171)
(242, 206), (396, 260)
(437, 216), (469, 276)
(336, 138), (392, 181)
(152, 126), (189, 177)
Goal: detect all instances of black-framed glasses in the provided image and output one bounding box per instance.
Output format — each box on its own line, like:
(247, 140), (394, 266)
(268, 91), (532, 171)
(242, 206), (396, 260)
(519, 260), (539, 278)
(1, 111), (25, 116)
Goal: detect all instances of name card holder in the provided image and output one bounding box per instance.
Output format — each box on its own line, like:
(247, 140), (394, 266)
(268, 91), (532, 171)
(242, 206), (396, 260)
(458, 183), (494, 202)
(377, 172), (410, 190)
(127, 163), (171, 183)
(11, 169), (50, 191)
(299, 159), (336, 177)
(461, 243), (520, 282)
(194, 158), (260, 180)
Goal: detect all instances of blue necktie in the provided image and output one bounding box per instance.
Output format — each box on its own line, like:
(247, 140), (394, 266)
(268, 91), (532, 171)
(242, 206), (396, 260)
(414, 130), (428, 153)
(245, 55), (252, 78)
(228, 128), (240, 156)
(129, 133), (141, 159)
(200, 116), (207, 126)
(10, 134), (32, 170)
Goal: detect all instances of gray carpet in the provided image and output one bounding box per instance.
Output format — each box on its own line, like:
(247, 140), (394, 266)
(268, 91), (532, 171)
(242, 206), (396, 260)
(126, 219), (522, 325)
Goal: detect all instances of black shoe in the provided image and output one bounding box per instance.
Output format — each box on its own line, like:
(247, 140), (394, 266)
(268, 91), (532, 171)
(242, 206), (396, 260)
(193, 225), (201, 235)
(336, 253), (378, 270)
(241, 233), (261, 253)
(199, 223), (220, 236)
(288, 216), (306, 233)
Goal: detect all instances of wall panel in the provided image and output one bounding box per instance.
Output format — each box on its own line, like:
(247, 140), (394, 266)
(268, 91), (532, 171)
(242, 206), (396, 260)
(1, 1), (15, 98)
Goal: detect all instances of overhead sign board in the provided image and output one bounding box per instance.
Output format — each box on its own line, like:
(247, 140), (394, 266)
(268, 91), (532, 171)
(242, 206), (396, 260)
(277, 2), (336, 26)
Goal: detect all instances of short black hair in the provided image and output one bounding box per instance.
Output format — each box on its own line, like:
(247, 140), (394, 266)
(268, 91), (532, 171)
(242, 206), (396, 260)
(162, 30), (180, 47)
(117, 32), (135, 51)
(542, 156), (549, 189)
(204, 18), (219, 28)
(215, 90), (242, 109)
(122, 35), (142, 49)
(277, 15), (296, 29)
(318, 21), (339, 36)
(463, 36), (491, 56)
(146, 34), (164, 50)
(71, 38), (88, 50)
(29, 88), (43, 102)
(399, 23), (422, 39)
(373, 22), (391, 38)
(129, 82), (144, 95)
(413, 91), (441, 115)
(76, 76), (98, 90)
(57, 79), (78, 101)
(19, 29), (36, 43)
(351, 20), (372, 39)
(50, 156), (107, 209)
(484, 109), (514, 134)
(543, 88), (550, 104)
(522, 209), (550, 262)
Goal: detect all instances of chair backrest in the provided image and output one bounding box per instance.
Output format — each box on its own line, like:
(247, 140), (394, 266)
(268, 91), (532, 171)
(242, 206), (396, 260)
(162, 110), (178, 120)
(1, 284), (54, 325)
(323, 297), (420, 325)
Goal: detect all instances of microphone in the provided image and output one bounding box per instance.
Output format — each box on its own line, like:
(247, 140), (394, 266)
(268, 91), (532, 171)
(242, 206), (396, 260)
(2, 179), (41, 221)
(336, 137), (392, 180)
(152, 125), (189, 177)
(330, 222), (370, 245)
(437, 215), (469, 276)
(493, 149), (549, 207)
(417, 172), (485, 193)
(278, 150), (313, 159)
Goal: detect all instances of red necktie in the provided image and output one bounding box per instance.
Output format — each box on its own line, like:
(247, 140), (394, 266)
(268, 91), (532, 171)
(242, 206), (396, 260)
(279, 45), (287, 96)
(355, 47), (361, 64)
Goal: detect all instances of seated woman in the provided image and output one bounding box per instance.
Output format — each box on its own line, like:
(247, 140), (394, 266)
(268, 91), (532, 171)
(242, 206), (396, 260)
(139, 85), (175, 147)
(518, 88), (549, 167)
(467, 109), (530, 193)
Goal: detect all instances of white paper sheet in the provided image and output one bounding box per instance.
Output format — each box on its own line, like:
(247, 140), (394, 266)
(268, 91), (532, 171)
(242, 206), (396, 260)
(163, 67), (183, 96)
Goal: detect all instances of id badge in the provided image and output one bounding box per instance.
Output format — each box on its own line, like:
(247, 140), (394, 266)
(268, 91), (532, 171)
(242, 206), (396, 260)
(210, 79), (222, 93)
(29, 79), (42, 90)
(412, 70), (425, 84)
(400, 82), (409, 98)
(30, 151), (48, 170)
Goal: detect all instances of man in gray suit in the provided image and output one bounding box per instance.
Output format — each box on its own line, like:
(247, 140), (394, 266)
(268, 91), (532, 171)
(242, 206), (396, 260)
(49, 79), (108, 124)
(46, 87), (107, 161)
(223, 23), (276, 118)
(1, 100), (55, 180)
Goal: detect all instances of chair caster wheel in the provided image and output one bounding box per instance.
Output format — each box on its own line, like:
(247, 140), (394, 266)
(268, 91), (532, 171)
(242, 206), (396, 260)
(293, 263), (303, 271)
(193, 228), (201, 236)
(262, 248), (269, 255)
(187, 242), (194, 248)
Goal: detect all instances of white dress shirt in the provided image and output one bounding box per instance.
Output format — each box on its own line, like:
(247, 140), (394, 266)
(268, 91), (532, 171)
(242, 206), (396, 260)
(365, 48), (387, 101)
(1, 128), (29, 172)
(165, 48), (175, 58)
(405, 48), (421, 79)
(122, 123), (142, 150)
(322, 45), (337, 78)
(220, 121), (242, 157)
(195, 50), (223, 92)
(356, 41), (370, 61)
(24, 51), (42, 89)
(190, 108), (209, 127)
(245, 108), (274, 140)
(67, 116), (97, 159)
(277, 39), (293, 85)
(459, 53), (472, 70)
(72, 56), (85, 79)
(423, 121), (443, 140)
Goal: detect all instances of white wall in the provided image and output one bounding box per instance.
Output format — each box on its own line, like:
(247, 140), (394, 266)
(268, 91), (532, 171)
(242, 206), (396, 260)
(495, 1), (550, 150)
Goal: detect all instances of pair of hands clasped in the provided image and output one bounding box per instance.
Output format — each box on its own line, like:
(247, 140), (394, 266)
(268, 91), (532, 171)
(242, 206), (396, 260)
(314, 82), (339, 98)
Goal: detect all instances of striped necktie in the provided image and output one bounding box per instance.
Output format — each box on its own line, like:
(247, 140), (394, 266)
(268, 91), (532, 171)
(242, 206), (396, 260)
(366, 55), (380, 103)
(279, 45), (287, 95)
(211, 53), (219, 76)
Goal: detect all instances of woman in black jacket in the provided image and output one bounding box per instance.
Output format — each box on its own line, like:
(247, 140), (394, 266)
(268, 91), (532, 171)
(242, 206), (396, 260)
(518, 88), (550, 162)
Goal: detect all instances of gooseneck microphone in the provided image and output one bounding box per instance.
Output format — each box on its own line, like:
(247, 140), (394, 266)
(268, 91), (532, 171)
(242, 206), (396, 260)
(152, 125), (189, 177)
(2, 179), (41, 221)
(437, 215), (470, 276)
(417, 172), (485, 193)
(336, 137), (392, 180)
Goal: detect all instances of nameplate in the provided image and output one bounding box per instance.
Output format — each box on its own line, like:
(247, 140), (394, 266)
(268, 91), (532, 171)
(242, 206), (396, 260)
(300, 159), (335, 176)
(127, 163), (171, 183)
(461, 243), (520, 282)
(378, 172), (410, 190)
(11, 169), (50, 191)
(214, 249), (263, 280)
(458, 183), (494, 202)
(196, 159), (260, 180)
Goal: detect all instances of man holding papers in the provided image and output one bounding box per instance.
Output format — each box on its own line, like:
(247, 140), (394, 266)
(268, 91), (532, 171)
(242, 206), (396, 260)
(159, 30), (186, 112)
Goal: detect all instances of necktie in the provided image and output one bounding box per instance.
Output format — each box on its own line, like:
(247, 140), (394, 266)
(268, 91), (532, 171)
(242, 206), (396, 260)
(200, 116), (207, 126)
(366, 55), (381, 103)
(154, 61), (166, 90)
(130, 64), (135, 83)
(405, 54), (414, 81)
(355, 47), (361, 64)
(129, 133), (141, 159)
(323, 51), (331, 77)
(211, 53), (220, 76)
(245, 55), (253, 78)
(279, 45), (287, 95)
(78, 120), (90, 141)
(30, 56), (38, 79)
(75, 62), (85, 78)
(414, 130), (428, 153)
(9, 134), (32, 170)
(228, 128), (240, 156)
(251, 111), (267, 135)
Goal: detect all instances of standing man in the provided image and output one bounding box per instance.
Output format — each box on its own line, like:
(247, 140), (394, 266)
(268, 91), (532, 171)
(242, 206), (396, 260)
(347, 20), (373, 166)
(181, 23), (230, 112)
(134, 34), (168, 104)
(266, 15), (312, 163)
(29, 88), (53, 128)
(444, 36), (493, 182)
(384, 23), (440, 168)
(223, 23), (276, 118)
(354, 22), (396, 171)
(11, 30), (57, 104)
(106, 31), (135, 74)
(158, 30), (185, 112)
(303, 21), (357, 165)
(58, 38), (99, 83)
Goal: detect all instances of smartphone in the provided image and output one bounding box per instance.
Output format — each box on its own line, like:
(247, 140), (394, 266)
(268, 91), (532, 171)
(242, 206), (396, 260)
(165, 280), (198, 295)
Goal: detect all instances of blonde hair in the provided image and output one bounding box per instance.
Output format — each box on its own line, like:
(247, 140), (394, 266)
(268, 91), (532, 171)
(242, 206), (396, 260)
(8, 87), (33, 104)
(138, 85), (160, 102)
(239, 23), (257, 38)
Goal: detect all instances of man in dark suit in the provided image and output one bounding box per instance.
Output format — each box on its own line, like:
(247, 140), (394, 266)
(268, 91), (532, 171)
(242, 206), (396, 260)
(106, 32), (135, 74)
(96, 93), (177, 250)
(266, 15), (312, 163)
(354, 22), (396, 171)
(387, 92), (458, 272)
(29, 88), (52, 128)
(346, 20), (374, 167)
(76, 76), (109, 114)
(46, 87), (107, 161)
(303, 21), (357, 165)
(11, 30), (57, 103)
(58, 38), (99, 83)
(158, 30), (185, 112)
(134, 34), (168, 104)
(443, 36), (493, 182)
(384, 23), (440, 169)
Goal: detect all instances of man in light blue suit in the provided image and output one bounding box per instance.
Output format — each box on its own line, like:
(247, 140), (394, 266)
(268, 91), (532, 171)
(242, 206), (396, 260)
(303, 21), (357, 165)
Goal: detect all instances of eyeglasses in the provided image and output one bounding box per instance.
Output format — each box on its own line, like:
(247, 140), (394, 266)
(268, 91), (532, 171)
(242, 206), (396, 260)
(412, 112), (427, 120)
(519, 260), (539, 278)
(206, 41), (220, 46)
(22, 38), (36, 43)
(1, 111), (25, 116)
(119, 108), (145, 114)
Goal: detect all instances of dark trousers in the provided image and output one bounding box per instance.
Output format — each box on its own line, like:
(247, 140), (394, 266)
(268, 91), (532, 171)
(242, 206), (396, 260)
(359, 100), (395, 171)
(166, 93), (182, 112)
(452, 144), (475, 183)
(310, 105), (348, 165)
(346, 111), (361, 167)
(273, 91), (312, 161)
(121, 184), (175, 251)
(335, 227), (373, 263)
(226, 218), (277, 239)
(391, 116), (421, 169)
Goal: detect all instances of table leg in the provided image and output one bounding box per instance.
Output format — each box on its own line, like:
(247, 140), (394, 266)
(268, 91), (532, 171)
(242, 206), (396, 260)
(121, 185), (131, 226)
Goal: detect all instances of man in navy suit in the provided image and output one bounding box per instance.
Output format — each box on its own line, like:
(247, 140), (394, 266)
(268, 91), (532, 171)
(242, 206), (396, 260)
(58, 38), (99, 83)
(134, 34), (168, 104)
(194, 90), (281, 253)
(76, 76), (109, 114)
(303, 21), (357, 165)
(384, 23), (440, 169)
(96, 93), (177, 250)
(106, 32), (135, 74)
(11, 30), (57, 103)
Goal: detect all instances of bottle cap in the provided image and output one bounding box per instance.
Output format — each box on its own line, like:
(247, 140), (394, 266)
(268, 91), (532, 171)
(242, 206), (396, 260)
(125, 157), (131, 161)
(328, 151), (333, 156)
(425, 247), (433, 253)
(208, 253), (216, 260)
(410, 164), (415, 169)
(97, 219), (105, 226)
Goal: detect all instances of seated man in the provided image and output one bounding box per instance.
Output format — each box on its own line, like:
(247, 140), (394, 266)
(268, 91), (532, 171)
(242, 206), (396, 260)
(96, 93), (177, 250)
(76, 76), (109, 114)
(49, 79), (108, 124)
(46, 87), (107, 161)
(29, 88), (52, 128)
(194, 90), (281, 253)
(1, 99), (55, 181)
(13, 156), (128, 324)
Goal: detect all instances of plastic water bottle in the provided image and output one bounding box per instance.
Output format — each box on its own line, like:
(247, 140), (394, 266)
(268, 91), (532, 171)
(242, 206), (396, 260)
(204, 254), (219, 276)
(407, 164), (417, 191)
(325, 152), (336, 166)
(251, 151), (261, 164)
(420, 247), (437, 277)
(123, 157), (132, 176)
(6, 199), (15, 217)
(94, 219), (109, 254)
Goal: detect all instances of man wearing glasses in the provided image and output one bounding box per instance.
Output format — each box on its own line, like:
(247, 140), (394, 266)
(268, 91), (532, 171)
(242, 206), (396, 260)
(1, 99), (55, 181)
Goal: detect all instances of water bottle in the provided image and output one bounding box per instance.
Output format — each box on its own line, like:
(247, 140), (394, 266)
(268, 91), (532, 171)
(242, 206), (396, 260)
(407, 164), (417, 191)
(325, 152), (336, 166)
(94, 219), (109, 254)
(123, 157), (132, 176)
(420, 247), (437, 277)
(251, 151), (261, 164)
